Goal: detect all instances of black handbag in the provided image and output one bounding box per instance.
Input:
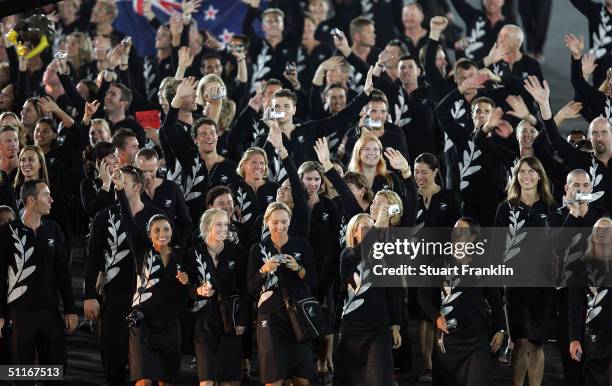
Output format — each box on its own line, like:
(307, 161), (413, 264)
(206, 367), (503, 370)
(219, 294), (241, 335)
(281, 287), (332, 342)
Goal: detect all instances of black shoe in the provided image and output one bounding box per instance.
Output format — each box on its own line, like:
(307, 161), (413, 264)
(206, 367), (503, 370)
(417, 369), (432, 382)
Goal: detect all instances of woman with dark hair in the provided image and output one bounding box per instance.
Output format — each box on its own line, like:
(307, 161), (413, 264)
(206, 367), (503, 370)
(13, 145), (71, 256)
(80, 141), (120, 220)
(20, 97), (43, 143)
(494, 155), (556, 386)
(568, 217), (612, 386)
(185, 208), (248, 386)
(418, 217), (506, 386)
(248, 201), (317, 386)
(414, 152), (462, 229)
(412, 152), (462, 382)
(114, 166), (188, 386)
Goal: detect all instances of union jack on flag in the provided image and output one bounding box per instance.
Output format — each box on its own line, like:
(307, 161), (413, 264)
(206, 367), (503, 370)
(113, 0), (252, 57)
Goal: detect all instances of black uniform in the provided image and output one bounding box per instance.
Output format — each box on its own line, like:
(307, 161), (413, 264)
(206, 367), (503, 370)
(160, 106), (239, 223)
(334, 245), (399, 386)
(85, 202), (163, 385)
(418, 257), (506, 386)
(231, 179), (278, 244)
(254, 91), (370, 183)
(542, 118), (612, 214)
(185, 242), (249, 382)
(568, 259), (612, 386)
(0, 219), (76, 369)
(248, 236), (317, 383)
(450, 0), (510, 61)
(118, 190), (185, 384)
(494, 199), (555, 344)
(242, 2), (304, 94)
(141, 179), (193, 248)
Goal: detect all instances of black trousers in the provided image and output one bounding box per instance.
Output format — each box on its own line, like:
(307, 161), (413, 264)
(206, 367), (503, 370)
(518, 0), (553, 54)
(100, 303), (130, 385)
(556, 290), (583, 386)
(8, 308), (66, 386)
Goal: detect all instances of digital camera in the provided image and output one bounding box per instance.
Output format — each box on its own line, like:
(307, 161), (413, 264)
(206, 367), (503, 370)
(331, 28), (342, 38)
(364, 116), (382, 129)
(576, 192), (593, 202)
(230, 43), (244, 52)
(285, 61), (297, 73)
(446, 317), (458, 332)
(270, 254), (286, 264)
(388, 204), (400, 215)
(211, 86), (226, 100)
(264, 109), (286, 120)
(126, 308), (144, 327)
(54, 51), (67, 60)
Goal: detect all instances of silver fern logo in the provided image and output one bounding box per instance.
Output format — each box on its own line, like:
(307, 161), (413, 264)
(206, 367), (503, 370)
(132, 251), (161, 307)
(190, 250), (211, 312)
(342, 261), (371, 317)
(257, 244), (279, 308)
(590, 7), (612, 59)
(236, 186), (252, 223)
(184, 158), (205, 202)
(394, 88), (412, 127)
(503, 208), (526, 262)
(464, 19), (486, 59)
(7, 226), (35, 303)
(589, 157), (605, 203)
(458, 141), (481, 190)
(585, 263), (607, 324)
(103, 212), (130, 286)
(251, 45), (272, 93)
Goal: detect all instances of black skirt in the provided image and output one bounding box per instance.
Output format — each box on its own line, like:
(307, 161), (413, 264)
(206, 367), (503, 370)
(256, 310), (316, 383)
(129, 318), (181, 383)
(432, 327), (492, 386)
(333, 328), (394, 386)
(194, 313), (243, 382)
(507, 287), (554, 343)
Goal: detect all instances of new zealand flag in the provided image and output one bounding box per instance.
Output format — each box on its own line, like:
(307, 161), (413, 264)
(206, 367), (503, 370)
(114, 0), (251, 57)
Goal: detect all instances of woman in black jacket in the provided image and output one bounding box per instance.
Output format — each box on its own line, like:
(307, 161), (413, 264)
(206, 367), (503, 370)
(185, 208), (248, 385)
(247, 201), (317, 386)
(334, 208), (402, 386)
(493, 155), (556, 386)
(114, 166), (189, 385)
(418, 217), (506, 386)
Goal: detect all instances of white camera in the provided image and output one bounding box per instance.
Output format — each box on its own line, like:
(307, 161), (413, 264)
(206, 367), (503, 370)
(388, 204), (400, 215)
(576, 192), (593, 202)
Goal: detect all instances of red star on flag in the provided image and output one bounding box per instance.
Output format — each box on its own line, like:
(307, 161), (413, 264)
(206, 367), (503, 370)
(133, 0), (181, 16)
(219, 28), (235, 43)
(204, 4), (219, 21)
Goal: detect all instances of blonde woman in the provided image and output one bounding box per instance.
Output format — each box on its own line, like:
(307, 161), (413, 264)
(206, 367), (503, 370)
(185, 208), (248, 385)
(230, 147), (279, 236)
(248, 202), (317, 386)
(66, 32), (97, 81)
(334, 212), (401, 386)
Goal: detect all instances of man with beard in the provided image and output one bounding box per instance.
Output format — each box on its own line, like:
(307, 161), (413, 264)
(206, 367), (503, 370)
(525, 75), (612, 215)
(548, 170), (608, 386)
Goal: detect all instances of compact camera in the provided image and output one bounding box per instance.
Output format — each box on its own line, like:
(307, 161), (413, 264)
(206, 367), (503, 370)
(388, 204), (400, 215)
(121, 36), (132, 46)
(576, 192), (592, 202)
(211, 86), (226, 100)
(126, 308), (144, 327)
(364, 116), (383, 129)
(446, 317), (458, 332)
(331, 28), (342, 38)
(264, 108), (286, 120)
(54, 50), (67, 60)
(230, 43), (244, 52)
(286, 61), (297, 73)
(270, 254), (286, 264)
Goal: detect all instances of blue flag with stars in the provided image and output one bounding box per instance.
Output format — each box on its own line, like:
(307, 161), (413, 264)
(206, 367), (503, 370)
(113, 0), (251, 57)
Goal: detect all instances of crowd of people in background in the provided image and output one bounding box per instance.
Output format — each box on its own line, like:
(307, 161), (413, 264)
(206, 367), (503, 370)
(0, 0), (611, 385)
